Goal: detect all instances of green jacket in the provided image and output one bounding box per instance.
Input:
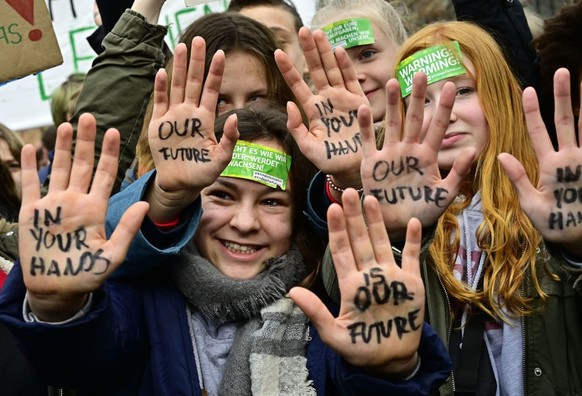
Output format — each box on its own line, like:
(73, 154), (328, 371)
(67, 10), (167, 195)
(423, 241), (582, 396)
(0, 225), (18, 264)
(322, 236), (582, 395)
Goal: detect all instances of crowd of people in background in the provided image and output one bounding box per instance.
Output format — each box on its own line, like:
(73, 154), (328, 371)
(0, 0), (581, 395)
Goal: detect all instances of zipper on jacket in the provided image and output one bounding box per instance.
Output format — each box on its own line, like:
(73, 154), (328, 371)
(521, 315), (527, 395)
(435, 270), (455, 392)
(521, 273), (528, 396)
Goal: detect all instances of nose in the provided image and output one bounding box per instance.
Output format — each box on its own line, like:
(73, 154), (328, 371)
(232, 97), (246, 112)
(229, 207), (260, 233)
(449, 102), (458, 123)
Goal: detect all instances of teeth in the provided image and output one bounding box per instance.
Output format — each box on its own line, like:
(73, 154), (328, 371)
(223, 241), (258, 254)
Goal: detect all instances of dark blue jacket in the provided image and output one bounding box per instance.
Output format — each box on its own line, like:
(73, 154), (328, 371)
(0, 172), (451, 395)
(0, 261), (451, 395)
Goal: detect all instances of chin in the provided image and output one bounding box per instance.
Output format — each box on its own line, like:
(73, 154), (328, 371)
(218, 263), (266, 280)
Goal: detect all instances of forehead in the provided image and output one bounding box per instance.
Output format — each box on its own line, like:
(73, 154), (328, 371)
(220, 138), (292, 191)
(322, 17), (396, 49)
(222, 50), (268, 83)
(253, 137), (285, 152)
(238, 5), (298, 34)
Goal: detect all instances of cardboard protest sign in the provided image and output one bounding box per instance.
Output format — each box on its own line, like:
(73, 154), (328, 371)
(0, 0), (63, 83)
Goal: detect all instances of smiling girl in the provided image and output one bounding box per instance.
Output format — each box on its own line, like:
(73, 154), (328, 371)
(311, 0), (407, 123)
(355, 20), (582, 395)
(0, 35), (451, 395)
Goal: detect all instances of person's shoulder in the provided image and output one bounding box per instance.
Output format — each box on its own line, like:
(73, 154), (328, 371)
(0, 226), (18, 263)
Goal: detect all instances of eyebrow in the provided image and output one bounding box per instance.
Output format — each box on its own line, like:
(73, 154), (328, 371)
(217, 89), (269, 101)
(269, 26), (293, 36)
(447, 74), (473, 83)
(216, 178), (270, 192)
(216, 177), (290, 194)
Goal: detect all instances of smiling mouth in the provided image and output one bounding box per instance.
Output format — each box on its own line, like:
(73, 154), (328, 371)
(222, 240), (261, 254)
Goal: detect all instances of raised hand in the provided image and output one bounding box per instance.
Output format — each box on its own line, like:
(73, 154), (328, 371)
(360, 74), (475, 239)
(18, 114), (149, 322)
(275, 27), (369, 188)
(290, 189), (424, 376)
(498, 68), (582, 256)
(147, 37), (238, 220)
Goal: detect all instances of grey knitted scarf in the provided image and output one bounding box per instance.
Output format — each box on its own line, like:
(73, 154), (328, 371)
(170, 243), (316, 395)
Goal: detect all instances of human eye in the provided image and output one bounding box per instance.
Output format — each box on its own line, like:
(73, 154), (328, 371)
(216, 97), (234, 115)
(3, 161), (20, 172)
(245, 94), (268, 108)
(217, 97), (227, 109)
(456, 86), (475, 97)
(262, 198), (283, 206)
(207, 189), (232, 201)
(250, 95), (266, 102)
(360, 49), (377, 61)
(276, 36), (288, 47)
(261, 192), (291, 207)
(272, 30), (289, 46)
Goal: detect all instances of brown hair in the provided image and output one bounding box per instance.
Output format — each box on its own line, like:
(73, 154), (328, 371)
(135, 13), (298, 178)
(532, 1), (582, 114)
(213, 106), (324, 285)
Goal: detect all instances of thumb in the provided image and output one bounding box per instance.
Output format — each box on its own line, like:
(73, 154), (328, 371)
(106, 201), (150, 271)
(289, 286), (335, 335)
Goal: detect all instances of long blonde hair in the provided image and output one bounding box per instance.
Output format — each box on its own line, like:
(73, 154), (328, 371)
(395, 21), (546, 319)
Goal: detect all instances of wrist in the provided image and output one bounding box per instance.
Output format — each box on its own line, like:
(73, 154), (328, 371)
(27, 292), (89, 323)
(326, 174), (363, 203)
(363, 352), (421, 380)
(145, 176), (200, 223)
(131, 0), (165, 24)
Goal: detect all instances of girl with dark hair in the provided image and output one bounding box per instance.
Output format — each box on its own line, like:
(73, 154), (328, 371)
(0, 39), (450, 395)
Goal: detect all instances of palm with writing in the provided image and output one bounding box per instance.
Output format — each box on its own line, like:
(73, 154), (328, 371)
(291, 189), (424, 376)
(19, 114), (148, 322)
(148, 38), (238, 205)
(360, 75), (475, 239)
(275, 27), (369, 187)
(499, 68), (582, 256)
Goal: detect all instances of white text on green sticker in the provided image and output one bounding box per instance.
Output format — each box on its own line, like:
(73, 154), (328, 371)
(322, 18), (375, 50)
(220, 140), (292, 190)
(397, 41), (466, 97)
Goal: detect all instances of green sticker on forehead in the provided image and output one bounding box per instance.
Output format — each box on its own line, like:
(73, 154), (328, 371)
(397, 41), (466, 97)
(220, 140), (292, 190)
(322, 18), (375, 50)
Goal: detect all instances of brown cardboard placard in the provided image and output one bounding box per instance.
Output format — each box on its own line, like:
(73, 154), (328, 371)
(0, 0), (63, 83)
